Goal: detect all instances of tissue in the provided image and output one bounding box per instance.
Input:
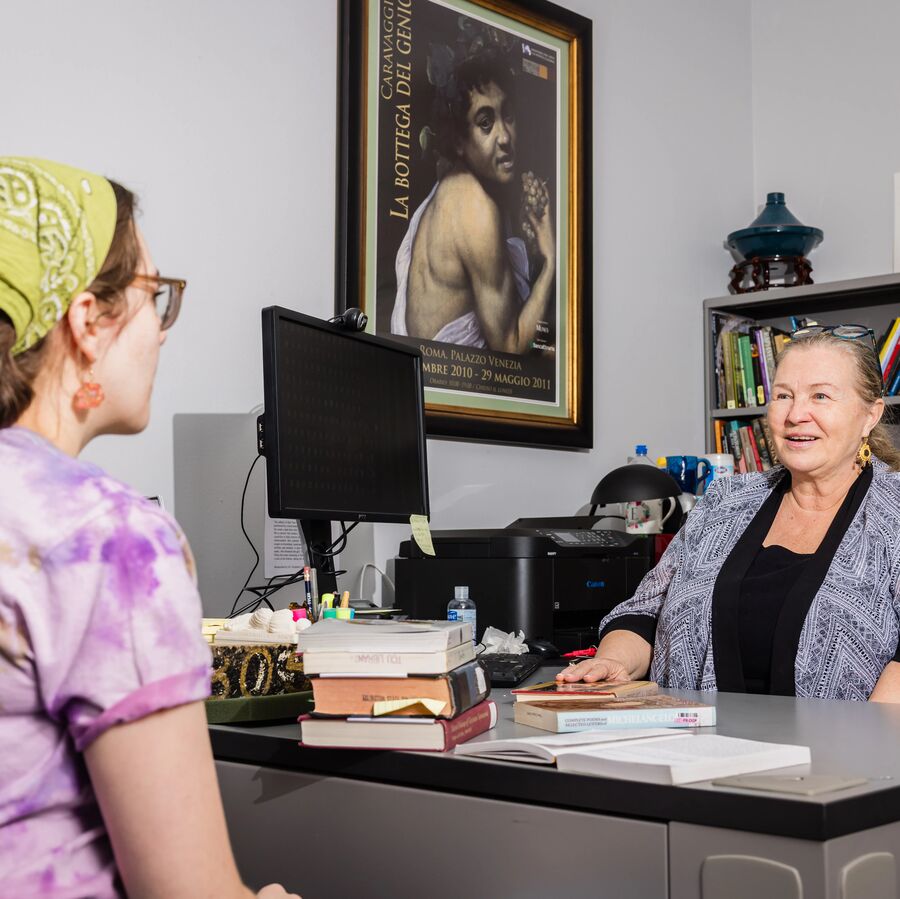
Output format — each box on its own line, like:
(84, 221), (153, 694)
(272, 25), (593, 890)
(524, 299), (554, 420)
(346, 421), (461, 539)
(480, 626), (528, 655)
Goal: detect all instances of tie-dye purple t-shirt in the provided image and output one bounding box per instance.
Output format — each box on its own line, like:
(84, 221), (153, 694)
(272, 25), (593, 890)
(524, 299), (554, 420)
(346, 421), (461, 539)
(0, 426), (212, 897)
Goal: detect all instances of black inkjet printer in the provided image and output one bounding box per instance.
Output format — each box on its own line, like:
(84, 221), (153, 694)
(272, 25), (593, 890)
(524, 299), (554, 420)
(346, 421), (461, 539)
(394, 517), (655, 653)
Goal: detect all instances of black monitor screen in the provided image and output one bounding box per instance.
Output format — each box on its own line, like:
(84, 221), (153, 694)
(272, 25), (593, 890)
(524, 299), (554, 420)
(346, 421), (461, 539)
(261, 307), (429, 523)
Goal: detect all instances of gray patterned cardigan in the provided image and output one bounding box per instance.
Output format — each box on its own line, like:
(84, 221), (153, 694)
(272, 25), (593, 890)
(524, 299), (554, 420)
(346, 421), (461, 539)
(598, 458), (900, 700)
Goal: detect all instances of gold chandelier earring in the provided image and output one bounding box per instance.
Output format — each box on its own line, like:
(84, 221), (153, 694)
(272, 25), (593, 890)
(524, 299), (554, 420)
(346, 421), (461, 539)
(857, 436), (872, 469)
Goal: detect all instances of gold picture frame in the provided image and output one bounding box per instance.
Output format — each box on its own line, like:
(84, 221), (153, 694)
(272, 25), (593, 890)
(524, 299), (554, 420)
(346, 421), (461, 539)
(336, 0), (592, 447)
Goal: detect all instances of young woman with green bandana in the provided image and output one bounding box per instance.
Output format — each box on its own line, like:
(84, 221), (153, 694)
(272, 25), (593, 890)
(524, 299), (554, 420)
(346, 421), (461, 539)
(0, 159), (298, 898)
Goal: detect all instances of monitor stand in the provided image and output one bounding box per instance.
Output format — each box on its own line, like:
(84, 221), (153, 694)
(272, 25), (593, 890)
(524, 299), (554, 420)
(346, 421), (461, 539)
(300, 519), (339, 596)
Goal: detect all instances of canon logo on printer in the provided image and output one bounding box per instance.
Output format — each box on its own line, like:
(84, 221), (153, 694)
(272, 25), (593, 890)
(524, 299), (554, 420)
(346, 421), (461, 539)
(585, 580), (606, 589)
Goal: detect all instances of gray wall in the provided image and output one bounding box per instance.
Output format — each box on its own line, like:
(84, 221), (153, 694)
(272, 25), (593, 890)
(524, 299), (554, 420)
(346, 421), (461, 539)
(751, 0), (900, 282)
(4, 0), (754, 590)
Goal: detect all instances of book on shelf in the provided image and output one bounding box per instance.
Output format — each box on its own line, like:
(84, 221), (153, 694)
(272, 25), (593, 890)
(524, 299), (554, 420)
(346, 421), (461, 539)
(714, 419), (726, 454)
(747, 425), (767, 471)
(760, 326), (778, 395)
(513, 694), (716, 733)
(711, 312), (792, 410)
(721, 418), (777, 473)
(511, 680), (658, 703)
(302, 641), (476, 676)
(738, 425), (756, 472)
(751, 419), (774, 469)
(749, 337), (766, 405)
(772, 332), (791, 359)
(752, 328), (770, 404)
(738, 334), (758, 408)
(711, 314), (756, 409)
(554, 734), (811, 785)
(726, 420), (744, 472)
(296, 618), (472, 654)
(454, 728), (683, 764)
(879, 318), (900, 374)
(882, 318), (900, 396)
(732, 330), (746, 407)
(722, 332), (736, 409)
(299, 699), (498, 750)
(309, 659), (489, 718)
(760, 417), (776, 454)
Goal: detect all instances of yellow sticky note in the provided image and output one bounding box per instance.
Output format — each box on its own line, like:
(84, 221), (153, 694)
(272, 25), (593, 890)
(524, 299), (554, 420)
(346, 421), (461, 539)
(410, 514), (435, 556)
(372, 697), (446, 717)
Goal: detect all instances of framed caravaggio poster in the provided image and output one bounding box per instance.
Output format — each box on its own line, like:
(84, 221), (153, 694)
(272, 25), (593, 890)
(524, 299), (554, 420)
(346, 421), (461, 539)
(336, 0), (592, 447)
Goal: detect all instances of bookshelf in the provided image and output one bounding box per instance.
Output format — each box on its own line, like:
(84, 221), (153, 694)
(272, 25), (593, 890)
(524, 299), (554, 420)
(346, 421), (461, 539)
(702, 272), (900, 454)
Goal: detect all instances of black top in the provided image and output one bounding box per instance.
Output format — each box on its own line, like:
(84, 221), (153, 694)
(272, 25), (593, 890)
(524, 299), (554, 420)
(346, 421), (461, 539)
(712, 465), (872, 695)
(739, 545), (812, 694)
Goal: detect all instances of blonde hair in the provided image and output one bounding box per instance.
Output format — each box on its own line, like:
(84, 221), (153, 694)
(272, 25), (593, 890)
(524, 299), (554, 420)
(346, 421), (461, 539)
(775, 331), (900, 471)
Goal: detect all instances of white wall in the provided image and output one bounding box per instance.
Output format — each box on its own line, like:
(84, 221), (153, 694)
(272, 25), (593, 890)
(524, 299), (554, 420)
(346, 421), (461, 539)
(4, 0), (339, 500)
(751, 0), (900, 282)
(4, 0), (754, 587)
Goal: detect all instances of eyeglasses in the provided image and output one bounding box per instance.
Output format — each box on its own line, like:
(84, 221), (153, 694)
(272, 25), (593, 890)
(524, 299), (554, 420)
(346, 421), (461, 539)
(789, 323), (883, 394)
(131, 274), (186, 331)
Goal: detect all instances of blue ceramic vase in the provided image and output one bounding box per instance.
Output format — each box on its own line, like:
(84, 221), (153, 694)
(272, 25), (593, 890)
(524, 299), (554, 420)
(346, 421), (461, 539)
(727, 193), (823, 260)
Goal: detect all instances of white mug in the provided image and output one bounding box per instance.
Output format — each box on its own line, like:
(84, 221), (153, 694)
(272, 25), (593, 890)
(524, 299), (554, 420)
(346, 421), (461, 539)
(625, 497), (677, 535)
(698, 453), (735, 493)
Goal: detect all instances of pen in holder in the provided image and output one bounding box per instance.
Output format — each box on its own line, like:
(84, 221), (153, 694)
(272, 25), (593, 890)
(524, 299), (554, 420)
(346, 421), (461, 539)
(302, 566), (315, 620)
(310, 567), (320, 621)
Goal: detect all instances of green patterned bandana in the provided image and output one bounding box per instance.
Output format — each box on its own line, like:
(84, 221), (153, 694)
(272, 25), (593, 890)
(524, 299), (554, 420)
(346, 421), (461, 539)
(0, 158), (117, 355)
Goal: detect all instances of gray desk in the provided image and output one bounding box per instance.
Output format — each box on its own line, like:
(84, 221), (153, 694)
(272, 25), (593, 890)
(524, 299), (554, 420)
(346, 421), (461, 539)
(211, 668), (900, 898)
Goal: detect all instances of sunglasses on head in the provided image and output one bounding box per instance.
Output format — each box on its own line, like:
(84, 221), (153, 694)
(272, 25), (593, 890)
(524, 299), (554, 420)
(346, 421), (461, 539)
(789, 324), (883, 395)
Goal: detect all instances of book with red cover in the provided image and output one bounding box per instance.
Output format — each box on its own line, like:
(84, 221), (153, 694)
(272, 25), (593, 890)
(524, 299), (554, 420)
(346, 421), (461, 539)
(745, 424), (764, 472)
(298, 700), (498, 751)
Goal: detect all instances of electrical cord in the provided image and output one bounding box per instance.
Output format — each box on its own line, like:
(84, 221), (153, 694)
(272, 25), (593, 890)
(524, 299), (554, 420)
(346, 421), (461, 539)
(229, 454), (263, 616)
(355, 562), (396, 605)
(230, 516), (360, 617)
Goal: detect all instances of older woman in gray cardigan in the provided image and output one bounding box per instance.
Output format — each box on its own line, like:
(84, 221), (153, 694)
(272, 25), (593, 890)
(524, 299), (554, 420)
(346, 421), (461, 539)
(560, 330), (900, 701)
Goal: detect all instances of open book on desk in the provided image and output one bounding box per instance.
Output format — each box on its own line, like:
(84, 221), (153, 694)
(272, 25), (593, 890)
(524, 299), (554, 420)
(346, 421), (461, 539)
(556, 734), (811, 785)
(457, 731), (811, 785)
(454, 729), (682, 764)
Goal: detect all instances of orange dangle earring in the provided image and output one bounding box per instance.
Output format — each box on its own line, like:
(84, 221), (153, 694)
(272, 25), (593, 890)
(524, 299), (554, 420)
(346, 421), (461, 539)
(73, 369), (105, 411)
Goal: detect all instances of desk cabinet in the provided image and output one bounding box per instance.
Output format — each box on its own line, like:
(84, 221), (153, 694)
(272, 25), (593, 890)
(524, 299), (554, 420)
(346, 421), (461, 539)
(216, 760), (669, 899)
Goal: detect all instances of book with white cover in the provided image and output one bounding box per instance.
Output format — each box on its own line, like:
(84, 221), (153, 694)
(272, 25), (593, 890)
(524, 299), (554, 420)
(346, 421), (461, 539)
(296, 618), (472, 653)
(514, 694), (716, 732)
(303, 641), (476, 676)
(454, 729), (686, 764)
(555, 734), (811, 785)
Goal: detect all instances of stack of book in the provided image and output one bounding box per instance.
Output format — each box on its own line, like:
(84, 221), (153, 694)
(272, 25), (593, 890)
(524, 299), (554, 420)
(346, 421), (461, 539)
(510, 679), (717, 733)
(297, 618), (496, 751)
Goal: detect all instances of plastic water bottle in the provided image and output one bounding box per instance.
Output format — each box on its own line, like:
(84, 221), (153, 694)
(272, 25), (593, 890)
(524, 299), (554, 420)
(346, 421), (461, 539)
(447, 585), (477, 644)
(627, 444), (655, 466)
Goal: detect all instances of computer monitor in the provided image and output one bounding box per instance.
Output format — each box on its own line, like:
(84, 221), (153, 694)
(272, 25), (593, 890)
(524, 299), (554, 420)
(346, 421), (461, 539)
(260, 306), (430, 591)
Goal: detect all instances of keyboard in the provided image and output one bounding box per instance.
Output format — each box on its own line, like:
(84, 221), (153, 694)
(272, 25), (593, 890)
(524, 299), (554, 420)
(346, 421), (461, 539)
(537, 528), (634, 548)
(479, 653), (543, 687)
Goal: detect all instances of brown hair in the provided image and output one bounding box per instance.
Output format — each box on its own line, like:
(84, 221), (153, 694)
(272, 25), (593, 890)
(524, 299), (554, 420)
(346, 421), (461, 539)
(775, 331), (900, 471)
(0, 180), (140, 429)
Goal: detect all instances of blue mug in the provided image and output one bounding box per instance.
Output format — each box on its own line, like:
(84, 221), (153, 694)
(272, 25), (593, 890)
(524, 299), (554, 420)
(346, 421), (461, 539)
(665, 455), (711, 495)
